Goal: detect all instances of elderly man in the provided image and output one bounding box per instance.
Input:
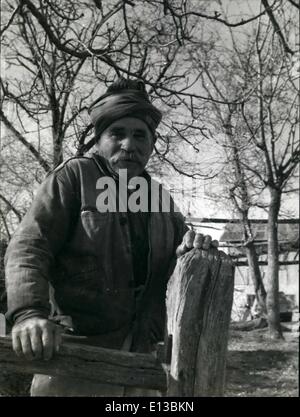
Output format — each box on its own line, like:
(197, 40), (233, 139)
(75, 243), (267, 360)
(5, 78), (218, 396)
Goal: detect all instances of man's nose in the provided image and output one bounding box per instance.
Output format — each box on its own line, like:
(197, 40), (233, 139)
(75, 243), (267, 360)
(120, 135), (135, 152)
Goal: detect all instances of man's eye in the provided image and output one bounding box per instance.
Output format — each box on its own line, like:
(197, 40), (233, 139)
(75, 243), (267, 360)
(110, 131), (124, 139)
(134, 133), (146, 140)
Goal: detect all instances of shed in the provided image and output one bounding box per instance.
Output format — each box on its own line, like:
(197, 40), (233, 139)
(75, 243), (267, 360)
(219, 220), (299, 320)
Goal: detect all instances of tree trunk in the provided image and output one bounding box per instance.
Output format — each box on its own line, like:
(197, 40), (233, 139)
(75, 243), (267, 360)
(266, 187), (283, 339)
(224, 122), (267, 317)
(245, 242), (267, 316)
(53, 138), (63, 168)
(51, 98), (63, 168)
(52, 122), (63, 168)
(241, 213), (267, 317)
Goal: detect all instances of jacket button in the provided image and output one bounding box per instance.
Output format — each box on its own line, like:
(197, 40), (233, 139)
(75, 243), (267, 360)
(120, 217), (127, 226)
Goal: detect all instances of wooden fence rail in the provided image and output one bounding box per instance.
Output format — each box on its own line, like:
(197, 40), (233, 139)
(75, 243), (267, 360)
(0, 336), (166, 391)
(0, 248), (234, 397)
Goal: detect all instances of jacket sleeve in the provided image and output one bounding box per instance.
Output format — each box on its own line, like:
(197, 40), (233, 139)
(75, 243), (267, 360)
(146, 208), (189, 348)
(173, 211), (189, 248)
(5, 162), (80, 325)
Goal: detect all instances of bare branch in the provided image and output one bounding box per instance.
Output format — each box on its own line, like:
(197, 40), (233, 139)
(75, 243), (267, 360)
(20, 0), (110, 59)
(287, 0), (300, 8)
(0, 209), (12, 239)
(0, 4), (20, 36)
(0, 107), (51, 172)
(0, 193), (22, 222)
(261, 0), (295, 55)
(163, 0), (277, 28)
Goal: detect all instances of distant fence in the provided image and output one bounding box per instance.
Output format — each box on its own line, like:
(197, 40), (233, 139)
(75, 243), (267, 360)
(185, 217), (299, 224)
(186, 217), (299, 267)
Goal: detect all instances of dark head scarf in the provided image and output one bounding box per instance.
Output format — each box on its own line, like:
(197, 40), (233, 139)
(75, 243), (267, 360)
(88, 78), (162, 140)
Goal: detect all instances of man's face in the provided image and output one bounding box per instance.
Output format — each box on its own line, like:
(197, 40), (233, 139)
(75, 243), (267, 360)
(96, 117), (154, 178)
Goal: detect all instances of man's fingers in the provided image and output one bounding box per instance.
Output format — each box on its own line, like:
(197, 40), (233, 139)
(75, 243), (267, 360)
(41, 328), (55, 361)
(12, 329), (35, 360)
(176, 231), (220, 257)
(202, 235), (212, 250)
(30, 327), (43, 359)
(53, 326), (63, 353)
(176, 242), (186, 257)
(12, 333), (23, 357)
(11, 318), (64, 361)
(176, 230), (196, 257)
(19, 333), (35, 361)
(193, 233), (204, 249)
(183, 230), (195, 249)
(211, 239), (219, 248)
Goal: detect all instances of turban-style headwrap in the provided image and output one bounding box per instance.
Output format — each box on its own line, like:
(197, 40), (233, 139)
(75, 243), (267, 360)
(88, 78), (162, 140)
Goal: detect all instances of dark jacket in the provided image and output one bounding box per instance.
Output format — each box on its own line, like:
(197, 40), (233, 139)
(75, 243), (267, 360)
(5, 154), (187, 352)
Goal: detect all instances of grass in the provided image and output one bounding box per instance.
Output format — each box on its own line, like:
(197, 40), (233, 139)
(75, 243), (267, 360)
(225, 327), (299, 397)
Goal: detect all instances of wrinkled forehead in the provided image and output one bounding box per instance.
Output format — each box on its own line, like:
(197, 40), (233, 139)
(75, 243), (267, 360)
(104, 117), (152, 134)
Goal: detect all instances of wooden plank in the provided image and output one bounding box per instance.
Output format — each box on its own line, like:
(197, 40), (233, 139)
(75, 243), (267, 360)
(234, 260), (299, 266)
(0, 336), (167, 391)
(166, 248), (234, 397)
(219, 240), (298, 247)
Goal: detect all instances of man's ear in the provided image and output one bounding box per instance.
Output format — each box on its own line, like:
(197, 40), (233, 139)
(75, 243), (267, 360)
(94, 133), (101, 148)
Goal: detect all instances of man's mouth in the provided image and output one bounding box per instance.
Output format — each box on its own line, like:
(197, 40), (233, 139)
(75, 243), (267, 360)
(117, 158), (138, 164)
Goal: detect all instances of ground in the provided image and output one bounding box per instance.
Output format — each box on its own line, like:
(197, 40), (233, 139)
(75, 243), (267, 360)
(0, 326), (298, 397)
(225, 325), (299, 397)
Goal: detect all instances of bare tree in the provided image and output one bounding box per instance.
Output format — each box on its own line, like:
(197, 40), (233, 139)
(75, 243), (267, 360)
(187, 2), (299, 338)
(2, 0), (258, 237)
(251, 16), (299, 339)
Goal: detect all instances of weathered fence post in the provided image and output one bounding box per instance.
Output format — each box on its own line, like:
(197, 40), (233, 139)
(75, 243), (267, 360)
(165, 248), (234, 397)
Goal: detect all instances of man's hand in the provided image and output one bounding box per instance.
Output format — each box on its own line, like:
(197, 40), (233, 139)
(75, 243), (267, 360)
(12, 317), (63, 361)
(176, 230), (219, 257)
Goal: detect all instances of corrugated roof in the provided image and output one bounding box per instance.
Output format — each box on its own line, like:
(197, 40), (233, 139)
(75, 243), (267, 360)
(220, 222), (299, 244)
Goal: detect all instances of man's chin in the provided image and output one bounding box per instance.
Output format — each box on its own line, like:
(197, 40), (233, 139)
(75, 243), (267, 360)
(114, 161), (143, 177)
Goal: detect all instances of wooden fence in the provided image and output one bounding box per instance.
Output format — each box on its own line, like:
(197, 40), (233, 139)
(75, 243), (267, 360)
(0, 248), (234, 396)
